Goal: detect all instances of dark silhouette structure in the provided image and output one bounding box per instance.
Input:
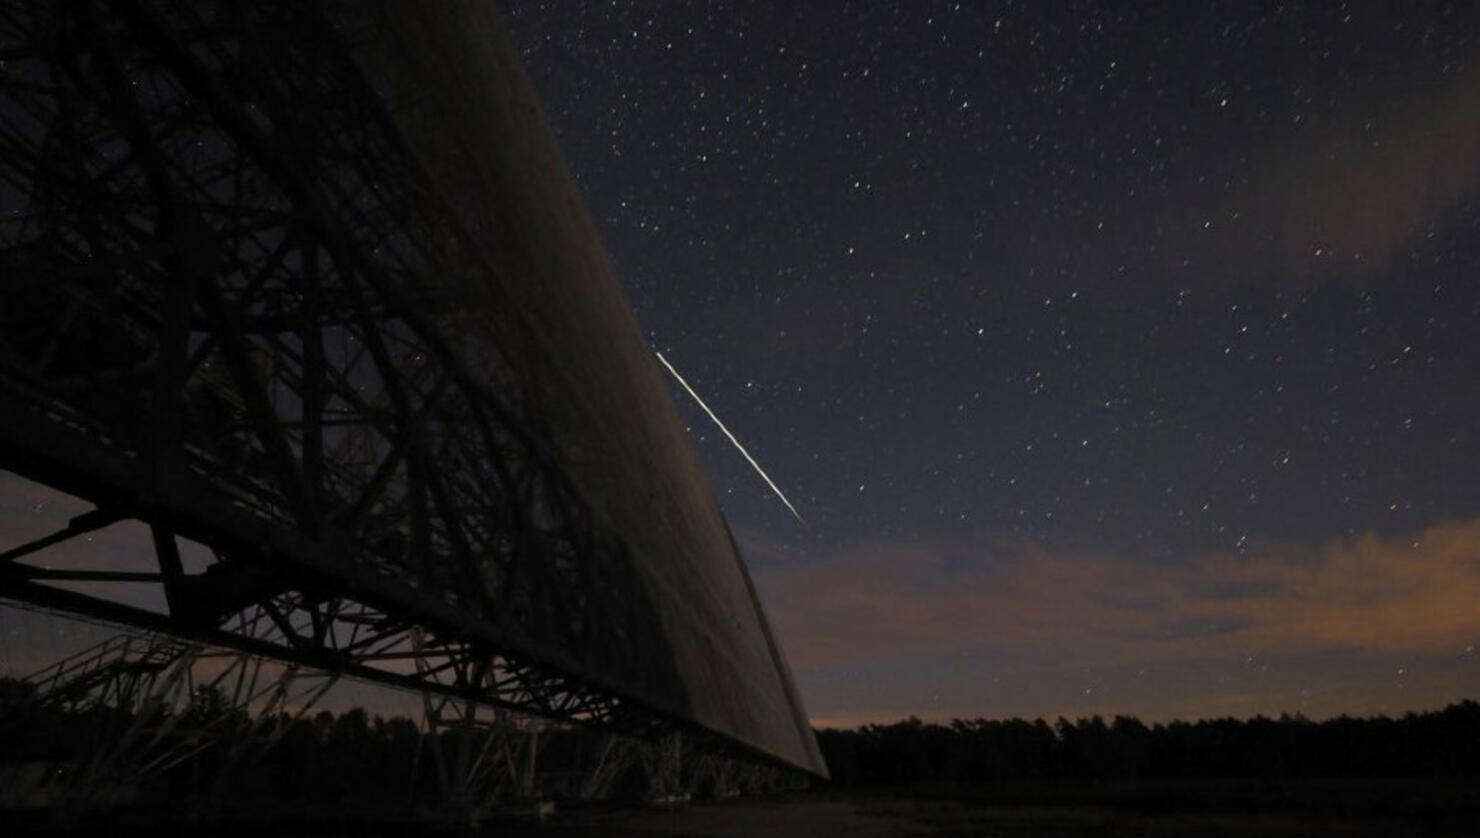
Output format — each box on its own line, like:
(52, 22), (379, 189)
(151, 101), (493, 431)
(0, 0), (824, 794)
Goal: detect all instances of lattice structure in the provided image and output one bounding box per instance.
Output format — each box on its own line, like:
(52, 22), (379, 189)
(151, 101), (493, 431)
(574, 730), (800, 803)
(2, 629), (339, 815)
(0, 620), (800, 821)
(0, 0), (690, 746)
(0, 0), (824, 786)
(413, 629), (544, 814)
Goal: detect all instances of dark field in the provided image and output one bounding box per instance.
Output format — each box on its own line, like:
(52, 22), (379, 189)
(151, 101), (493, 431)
(540, 782), (1478, 838)
(9, 781), (1474, 838)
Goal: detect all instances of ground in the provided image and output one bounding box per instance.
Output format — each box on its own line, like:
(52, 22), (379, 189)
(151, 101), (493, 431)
(533, 789), (1473, 838)
(4, 784), (1474, 837)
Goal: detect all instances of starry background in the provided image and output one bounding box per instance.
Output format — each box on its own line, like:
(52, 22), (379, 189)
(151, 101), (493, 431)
(3, 1), (1479, 730)
(496, 0), (1480, 726)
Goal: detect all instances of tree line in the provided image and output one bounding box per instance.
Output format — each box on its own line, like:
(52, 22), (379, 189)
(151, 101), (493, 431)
(5, 673), (1478, 808)
(814, 700), (1480, 787)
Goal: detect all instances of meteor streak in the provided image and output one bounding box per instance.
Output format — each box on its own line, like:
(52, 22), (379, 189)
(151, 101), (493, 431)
(655, 352), (806, 526)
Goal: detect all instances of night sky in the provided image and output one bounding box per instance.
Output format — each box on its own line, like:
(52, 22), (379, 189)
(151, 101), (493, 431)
(3, 1), (1480, 731)
(498, 0), (1480, 725)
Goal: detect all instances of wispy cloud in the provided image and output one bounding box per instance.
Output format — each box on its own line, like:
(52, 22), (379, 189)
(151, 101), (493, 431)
(1215, 69), (1480, 285)
(756, 518), (1480, 671)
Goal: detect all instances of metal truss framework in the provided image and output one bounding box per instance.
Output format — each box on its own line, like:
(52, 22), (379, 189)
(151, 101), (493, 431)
(411, 709), (799, 813)
(0, 613), (796, 820)
(6, 626), (340, 815)
(0, 0), (779, 772)
(414, 673), (544, 814)
(578, 731), (801, 803)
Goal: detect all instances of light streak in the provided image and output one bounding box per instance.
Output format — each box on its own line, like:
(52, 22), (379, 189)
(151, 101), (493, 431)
(655, 352), (806, 526)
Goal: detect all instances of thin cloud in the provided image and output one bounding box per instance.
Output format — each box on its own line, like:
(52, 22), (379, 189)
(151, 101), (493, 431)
(1223, 70), (1480, 285)
(758, 518), (1480, 671)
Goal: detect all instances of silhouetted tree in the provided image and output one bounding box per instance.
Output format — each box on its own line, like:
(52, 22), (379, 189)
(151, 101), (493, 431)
(6, 691), (1480, 810)
(814, 700), (1480, 788)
